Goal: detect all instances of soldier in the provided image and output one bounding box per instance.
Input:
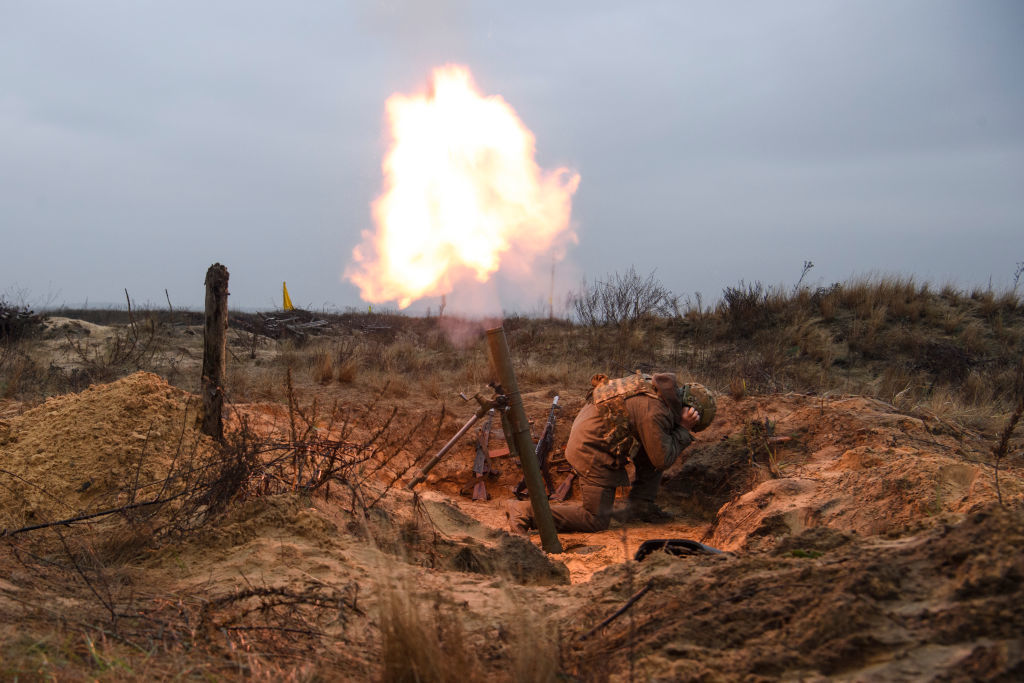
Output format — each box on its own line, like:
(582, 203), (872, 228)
(507, 373), (715, 534)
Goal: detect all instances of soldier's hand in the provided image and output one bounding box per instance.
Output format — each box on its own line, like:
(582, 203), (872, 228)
(681, 406), (700, 430)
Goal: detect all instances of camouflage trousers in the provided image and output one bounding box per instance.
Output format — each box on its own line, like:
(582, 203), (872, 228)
(628, 448), (663, 507)
(507, 482), (616, 533)
(507, 454), (663, 534)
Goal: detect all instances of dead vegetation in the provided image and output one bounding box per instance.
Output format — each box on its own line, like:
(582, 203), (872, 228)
(1, 272), (1023, 680)
(0, 364), (582, 680)
(0, 370), (455, 679)
(4, 274), (1021, 430)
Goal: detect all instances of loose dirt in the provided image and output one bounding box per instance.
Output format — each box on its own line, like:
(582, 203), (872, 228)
(1, 372), (1022, 680)
(0, 372), (213, 531)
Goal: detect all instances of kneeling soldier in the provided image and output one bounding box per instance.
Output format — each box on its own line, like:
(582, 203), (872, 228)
(507, 373), (715, 534)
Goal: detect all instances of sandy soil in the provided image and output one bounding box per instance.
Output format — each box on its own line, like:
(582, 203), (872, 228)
(1, 370), (1022, 680)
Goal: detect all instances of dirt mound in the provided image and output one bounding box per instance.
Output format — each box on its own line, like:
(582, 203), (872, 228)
(569, 503), (1024, 680)
(657, 394), (1021, 552)
(0, 372), (213, 531)
(42, 316), (118, 342)
(2, 369), (1022, 680)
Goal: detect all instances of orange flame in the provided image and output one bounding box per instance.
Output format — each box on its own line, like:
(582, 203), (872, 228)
(347, 65), (580, 309)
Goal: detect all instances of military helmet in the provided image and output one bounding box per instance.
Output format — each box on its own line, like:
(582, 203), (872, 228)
(677, 383), (716, 432)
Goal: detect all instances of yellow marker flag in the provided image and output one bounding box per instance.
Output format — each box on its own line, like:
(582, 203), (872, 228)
(282, 282), (294, 310)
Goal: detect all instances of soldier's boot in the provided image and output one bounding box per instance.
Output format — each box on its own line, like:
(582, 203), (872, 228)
(630, 501), (673, 523)
(614, 500), (673, 523)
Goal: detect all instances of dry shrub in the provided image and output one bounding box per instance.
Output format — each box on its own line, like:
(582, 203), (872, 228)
(734, 342), (789, 394)
(786, 319), (834, 365)
(720, 281), (772, 338)
(880, 276), (925, 310)
(817, 289), (839, 321)
(995, 290), (1020, 314)
(377, 578), (559, 683)
(312, 348), (334, 384)
(569, 266), (678, 327)
(995, 322), (1022, 350)
(383, 338), (430, 374)
(729, 376), (747, 400)
(848, 304), (889, 358)
(887, 325), (927, 354)
(914, 340), (972, 384)
(0, 345), (38, 398)
(912, 385), (998, 433)
(0, 299), (45, 342)
(963, 370), (991, 406)
(941, 309), (966, 334)
(867, 303), (888, 334)
(973, 288), (999, 319)
(789, 359), (831, 391)
(958, 320), (988, 355)
(0, 342), (94, 398)
(327, 337), (362, 384)
(840, 279), (876, 317)
(891, 294), (924, 323)
(940, 282), (963, 305)
(918, 296), (944, 324)
(840, 275), (921, 319)
(61, 316), (166, 384)
(875, 365), (918, 407)
(336, 357), (359, 384)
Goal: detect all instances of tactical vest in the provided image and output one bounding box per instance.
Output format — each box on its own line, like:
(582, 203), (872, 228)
(589, 373), (660, 466)
(591, 373), (661, 404)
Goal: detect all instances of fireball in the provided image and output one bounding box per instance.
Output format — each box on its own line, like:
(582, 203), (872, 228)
(347, 65), (580, 309)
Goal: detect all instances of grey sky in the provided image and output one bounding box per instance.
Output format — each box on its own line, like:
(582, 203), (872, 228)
(2, 1), (1022, 312)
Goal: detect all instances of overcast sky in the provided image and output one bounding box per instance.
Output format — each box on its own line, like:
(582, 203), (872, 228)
(2, 1), (1022, 312)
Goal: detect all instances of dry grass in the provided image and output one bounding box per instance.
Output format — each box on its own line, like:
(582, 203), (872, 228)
(940, 308), (967, 334)
(1, 276), (1022, 680)
(3, 273), (1022, 444)
(377, 584), (479, 683)
(958, 320), (988, 355)
(786, 317), (834, 365)
(728, 376), (747, 400)
(312, 347), (334, 384)
(336, 357), (359, 383)
(817, 288), (840, 321)
(506, 603), (560, 683)
(372, 552), (561, 683)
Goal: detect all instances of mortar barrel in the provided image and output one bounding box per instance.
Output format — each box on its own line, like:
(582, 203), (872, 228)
(486, 326), (562, 553)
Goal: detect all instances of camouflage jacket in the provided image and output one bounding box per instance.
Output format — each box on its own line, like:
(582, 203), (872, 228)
(565, 373), (694, 488)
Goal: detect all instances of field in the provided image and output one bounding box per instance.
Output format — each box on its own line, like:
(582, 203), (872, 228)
(1, 275), (1023, 681)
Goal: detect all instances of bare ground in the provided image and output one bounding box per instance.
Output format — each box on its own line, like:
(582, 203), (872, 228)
(1, 361), (1022, 680)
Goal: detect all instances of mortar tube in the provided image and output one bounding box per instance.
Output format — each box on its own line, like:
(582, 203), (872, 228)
(407, 411), (482, 490)
(485, 326), (563, 554)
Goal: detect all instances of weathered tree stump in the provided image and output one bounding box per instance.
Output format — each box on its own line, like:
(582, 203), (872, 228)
(201, 263), (229, 440)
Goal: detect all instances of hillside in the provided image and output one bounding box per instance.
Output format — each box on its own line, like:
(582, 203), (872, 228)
(1, 277), (1022, 680)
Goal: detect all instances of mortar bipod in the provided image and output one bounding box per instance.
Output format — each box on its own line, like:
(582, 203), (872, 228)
(407, 390), (508, 489)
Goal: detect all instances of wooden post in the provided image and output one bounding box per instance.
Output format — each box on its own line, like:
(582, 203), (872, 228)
(201, 263), (229, 440)
(486, 326), (562, 554)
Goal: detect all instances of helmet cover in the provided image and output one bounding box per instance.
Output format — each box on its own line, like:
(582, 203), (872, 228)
(677, 383), (716, 432)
